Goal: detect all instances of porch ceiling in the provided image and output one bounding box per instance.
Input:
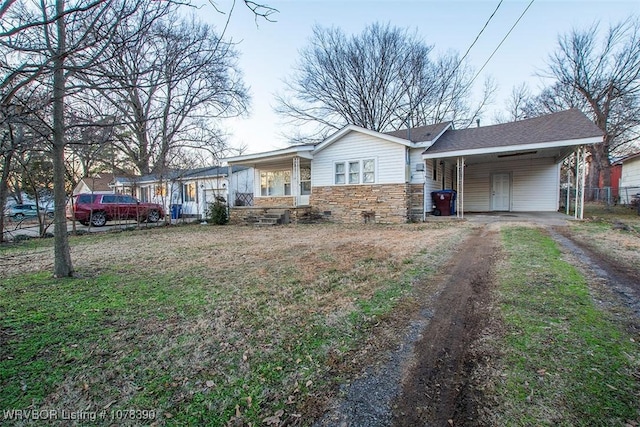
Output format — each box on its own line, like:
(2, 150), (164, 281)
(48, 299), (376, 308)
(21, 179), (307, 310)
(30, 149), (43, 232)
(433, 145), (575, 166)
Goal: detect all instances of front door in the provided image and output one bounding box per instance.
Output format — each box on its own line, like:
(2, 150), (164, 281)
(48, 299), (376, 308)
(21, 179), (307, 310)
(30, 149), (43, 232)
(298, 166), (311, 206)
(491, 173), (510, 211)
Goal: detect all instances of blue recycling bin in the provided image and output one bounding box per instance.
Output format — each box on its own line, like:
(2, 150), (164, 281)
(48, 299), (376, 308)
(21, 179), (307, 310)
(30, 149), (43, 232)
(170, 204), (183, 219)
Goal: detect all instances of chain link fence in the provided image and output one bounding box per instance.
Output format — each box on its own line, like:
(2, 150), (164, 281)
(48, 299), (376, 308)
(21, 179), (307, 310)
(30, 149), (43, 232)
(560, 186), (640, 212)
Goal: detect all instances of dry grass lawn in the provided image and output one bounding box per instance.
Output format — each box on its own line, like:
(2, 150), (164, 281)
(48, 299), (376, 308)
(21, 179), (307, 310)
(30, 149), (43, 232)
(0, 222), (472, 425)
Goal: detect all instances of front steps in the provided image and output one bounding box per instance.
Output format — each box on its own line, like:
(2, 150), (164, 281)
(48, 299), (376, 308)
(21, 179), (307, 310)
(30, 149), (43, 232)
(255, 209), (290, 226)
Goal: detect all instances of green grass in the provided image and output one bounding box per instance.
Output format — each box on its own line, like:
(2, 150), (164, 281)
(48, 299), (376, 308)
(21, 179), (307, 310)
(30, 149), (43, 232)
(0, 224), (467, 426)
(494, 227), (640, 425)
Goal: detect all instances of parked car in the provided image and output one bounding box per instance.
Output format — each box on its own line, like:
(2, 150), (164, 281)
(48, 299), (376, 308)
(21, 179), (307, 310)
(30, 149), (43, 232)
(66, 193), (164, 227)
(5, 203), (54, 220)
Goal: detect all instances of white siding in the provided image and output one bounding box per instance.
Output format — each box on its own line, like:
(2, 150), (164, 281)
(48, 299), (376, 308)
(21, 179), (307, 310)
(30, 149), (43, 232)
(230, 168), (254, 196)
(424, 159), (455, 193)
(619, 157), (640, 204)
(620, 157), (640, 187)
(463, 157), (560, 212)
(312, 132), (406, 186)
(409, 148), (427, 184)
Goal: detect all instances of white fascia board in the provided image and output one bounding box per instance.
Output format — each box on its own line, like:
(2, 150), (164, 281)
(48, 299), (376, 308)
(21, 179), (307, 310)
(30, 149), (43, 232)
(314, 124), (411, 153)
(225, 144), (315, 164)
(421, 136), (603, 159)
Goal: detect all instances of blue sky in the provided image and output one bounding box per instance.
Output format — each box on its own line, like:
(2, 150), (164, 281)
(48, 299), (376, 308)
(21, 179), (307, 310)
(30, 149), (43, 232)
(202, 0), (639, 154)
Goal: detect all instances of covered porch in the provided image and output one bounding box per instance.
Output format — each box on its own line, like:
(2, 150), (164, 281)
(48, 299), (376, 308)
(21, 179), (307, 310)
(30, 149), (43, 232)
(225, 144), (315, 209)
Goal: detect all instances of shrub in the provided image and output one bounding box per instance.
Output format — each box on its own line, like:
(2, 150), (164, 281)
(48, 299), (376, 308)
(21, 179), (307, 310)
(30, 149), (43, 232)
(207, 201), (228, 225)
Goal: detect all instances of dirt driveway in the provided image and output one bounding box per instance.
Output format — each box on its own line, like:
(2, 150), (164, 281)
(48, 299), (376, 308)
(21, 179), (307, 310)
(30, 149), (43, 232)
(316, 217), (639, 426)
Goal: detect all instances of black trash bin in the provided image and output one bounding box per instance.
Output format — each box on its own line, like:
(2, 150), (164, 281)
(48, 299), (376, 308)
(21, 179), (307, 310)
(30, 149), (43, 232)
(431, 190), (457, 216)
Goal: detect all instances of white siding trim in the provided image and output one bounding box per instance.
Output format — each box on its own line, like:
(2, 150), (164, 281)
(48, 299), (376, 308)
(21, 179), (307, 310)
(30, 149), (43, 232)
(422, 136), (603, 159)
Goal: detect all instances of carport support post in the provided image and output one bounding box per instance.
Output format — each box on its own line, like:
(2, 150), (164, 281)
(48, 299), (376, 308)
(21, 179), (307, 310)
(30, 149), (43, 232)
(457, 157), (465, 218)
(566, 164), (571, 216)
(574, 146), (586, 220)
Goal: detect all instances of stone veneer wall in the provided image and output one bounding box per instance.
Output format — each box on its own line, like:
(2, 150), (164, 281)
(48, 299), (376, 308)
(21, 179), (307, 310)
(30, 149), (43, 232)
(310, 184), (413, 223)
(254, 196), (295, 207)
(408, 183), (425, 222)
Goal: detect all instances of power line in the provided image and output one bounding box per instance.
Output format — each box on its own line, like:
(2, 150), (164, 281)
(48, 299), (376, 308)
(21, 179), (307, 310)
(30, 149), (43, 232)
(458, 0), (504, 66)
(470, 0), (535, 86)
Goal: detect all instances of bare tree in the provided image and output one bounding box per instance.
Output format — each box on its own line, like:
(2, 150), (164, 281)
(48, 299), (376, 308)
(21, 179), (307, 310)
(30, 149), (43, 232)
(276, 23), (493, 141)
(1, 0), (138, 276)
(494, 83), (532, 123)
(540, 17), (640, 188)
(82, 4), (249, 175)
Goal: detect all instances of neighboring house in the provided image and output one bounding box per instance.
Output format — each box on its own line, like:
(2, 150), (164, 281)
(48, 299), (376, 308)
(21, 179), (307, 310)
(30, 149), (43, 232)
(134, 166), (252, 219)
(72, 175), (116, 195)
(225, 109), (603, 223)
(618, 152), (640, 204)
(73, 174), (136, 196)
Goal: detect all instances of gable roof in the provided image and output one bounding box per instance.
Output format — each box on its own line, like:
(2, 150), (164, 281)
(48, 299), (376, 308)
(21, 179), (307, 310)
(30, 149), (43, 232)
(78, 175), (114, 192)
(384, 122), (452, 143)
(314, 122), (452, 153)
(424, 109), (603, 158)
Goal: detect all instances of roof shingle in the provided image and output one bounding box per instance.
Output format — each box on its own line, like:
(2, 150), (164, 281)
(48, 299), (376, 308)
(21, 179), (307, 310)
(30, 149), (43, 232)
(424, 109), (603, 155)
(384, 122), (451, 143)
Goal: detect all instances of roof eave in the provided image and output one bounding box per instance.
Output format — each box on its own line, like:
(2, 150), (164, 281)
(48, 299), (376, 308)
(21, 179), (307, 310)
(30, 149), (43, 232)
(422, 136), (603, 159)
(225, 145), (315, 164)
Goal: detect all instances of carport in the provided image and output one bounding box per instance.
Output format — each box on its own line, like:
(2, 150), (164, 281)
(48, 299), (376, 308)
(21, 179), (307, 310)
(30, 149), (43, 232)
(421, 110), (603, 220)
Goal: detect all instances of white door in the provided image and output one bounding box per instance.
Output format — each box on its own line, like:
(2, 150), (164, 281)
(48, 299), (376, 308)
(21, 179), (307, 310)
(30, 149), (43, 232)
(491, 173), (510, 211)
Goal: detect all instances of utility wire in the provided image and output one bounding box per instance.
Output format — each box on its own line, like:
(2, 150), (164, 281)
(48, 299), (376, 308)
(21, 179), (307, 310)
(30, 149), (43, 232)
(458, 0), (504, 66)
(469, 0), (535, 86)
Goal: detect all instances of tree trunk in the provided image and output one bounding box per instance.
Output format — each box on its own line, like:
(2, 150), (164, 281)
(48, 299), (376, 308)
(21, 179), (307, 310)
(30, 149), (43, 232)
(52, 0), (73, 277)
(0, 150), (14, 243)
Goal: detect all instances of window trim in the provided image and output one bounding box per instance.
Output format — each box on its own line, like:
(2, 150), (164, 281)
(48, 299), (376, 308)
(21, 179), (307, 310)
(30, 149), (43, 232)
(334, 158), (376, 185)
(182, 182), (196, 203)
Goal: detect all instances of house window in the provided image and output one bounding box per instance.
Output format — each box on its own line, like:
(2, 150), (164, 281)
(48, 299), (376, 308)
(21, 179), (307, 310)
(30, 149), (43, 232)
(334, 159), (375, 185)
(348, 161), (360, 184)
(155, 185), (166, 196)
(432, 159), (438, 181)
(363, 159), (375, 183)
(335, 163), (346, 184)
(260, 171), (291, 196)
(183, 183), (196, 202)
(140, 187), (150, 202)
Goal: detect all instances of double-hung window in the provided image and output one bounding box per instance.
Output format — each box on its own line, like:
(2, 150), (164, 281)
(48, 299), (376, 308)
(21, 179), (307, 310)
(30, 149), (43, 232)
(348, 161), (360, 184)
(335, 163), (346, 184)
(363, 159), (375, 183)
